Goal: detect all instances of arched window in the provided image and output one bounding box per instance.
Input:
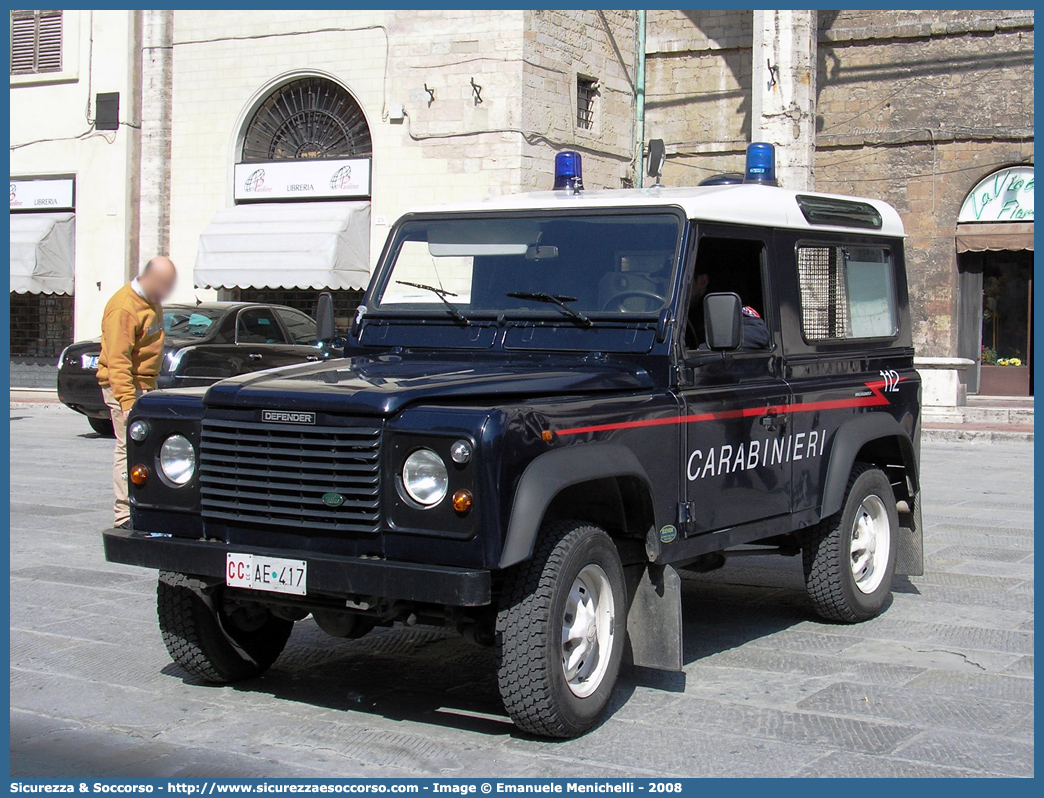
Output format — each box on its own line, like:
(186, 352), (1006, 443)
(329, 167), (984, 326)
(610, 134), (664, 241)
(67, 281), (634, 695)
(241, 76), (372, 162)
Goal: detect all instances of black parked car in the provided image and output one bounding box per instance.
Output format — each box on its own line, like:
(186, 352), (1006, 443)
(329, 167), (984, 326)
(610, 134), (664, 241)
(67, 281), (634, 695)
(58, 302), (327, 436)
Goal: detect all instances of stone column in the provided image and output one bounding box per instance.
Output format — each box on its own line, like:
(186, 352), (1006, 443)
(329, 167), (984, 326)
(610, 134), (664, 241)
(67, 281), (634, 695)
(751, 10), (816, 191)
(137, 10), (174, 262)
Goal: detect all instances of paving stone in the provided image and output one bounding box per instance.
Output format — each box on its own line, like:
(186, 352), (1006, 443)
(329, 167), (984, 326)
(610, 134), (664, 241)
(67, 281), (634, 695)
(894, 730), (1035, 778)
(797, 682), (1029, 735)
(794, 749), (1002, 778)
(904, 669), (1034, 703)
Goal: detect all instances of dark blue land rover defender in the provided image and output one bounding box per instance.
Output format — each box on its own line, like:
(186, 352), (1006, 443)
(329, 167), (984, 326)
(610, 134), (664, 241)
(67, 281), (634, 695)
(105, 146), (922, 738)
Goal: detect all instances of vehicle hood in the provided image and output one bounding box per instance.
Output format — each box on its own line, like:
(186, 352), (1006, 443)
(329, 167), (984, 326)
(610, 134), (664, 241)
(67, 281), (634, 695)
(203, 353), (653, 416)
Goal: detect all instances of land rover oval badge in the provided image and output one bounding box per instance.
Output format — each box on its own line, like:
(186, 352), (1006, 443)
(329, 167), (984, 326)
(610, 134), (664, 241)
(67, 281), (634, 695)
(322, 492), (345, 508)
(659, 525), (677, 544)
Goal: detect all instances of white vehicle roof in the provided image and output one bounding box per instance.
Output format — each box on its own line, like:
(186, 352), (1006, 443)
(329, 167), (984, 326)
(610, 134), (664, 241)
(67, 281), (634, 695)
(407, 184), (906, 238)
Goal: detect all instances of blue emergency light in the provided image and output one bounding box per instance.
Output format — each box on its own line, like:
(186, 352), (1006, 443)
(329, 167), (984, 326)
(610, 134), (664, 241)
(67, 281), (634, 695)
(744, 142), (778, 186)
(554, 151), (584, 192)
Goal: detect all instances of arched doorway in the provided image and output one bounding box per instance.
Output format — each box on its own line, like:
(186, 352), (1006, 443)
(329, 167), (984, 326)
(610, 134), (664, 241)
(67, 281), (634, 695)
(195, 76), (373, 326)
(956, 166), (1034, 396)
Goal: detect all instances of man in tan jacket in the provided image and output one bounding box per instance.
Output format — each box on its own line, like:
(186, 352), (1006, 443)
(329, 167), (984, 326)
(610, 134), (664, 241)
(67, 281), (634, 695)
(97, 257), (177, 528)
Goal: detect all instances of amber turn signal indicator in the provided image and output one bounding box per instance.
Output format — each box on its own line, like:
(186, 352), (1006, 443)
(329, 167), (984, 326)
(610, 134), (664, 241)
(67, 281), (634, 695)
(129, 464), (149, 486)
(452, 489), (473, 514)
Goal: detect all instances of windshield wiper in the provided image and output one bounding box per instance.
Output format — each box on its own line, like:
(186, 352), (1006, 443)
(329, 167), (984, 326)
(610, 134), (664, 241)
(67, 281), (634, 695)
(506, 291), (593, 327)
(395, 281), (471, 326)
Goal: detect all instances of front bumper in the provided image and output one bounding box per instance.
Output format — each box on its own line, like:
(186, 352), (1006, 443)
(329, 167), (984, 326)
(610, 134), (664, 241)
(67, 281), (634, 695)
(103, 528), (492, 606)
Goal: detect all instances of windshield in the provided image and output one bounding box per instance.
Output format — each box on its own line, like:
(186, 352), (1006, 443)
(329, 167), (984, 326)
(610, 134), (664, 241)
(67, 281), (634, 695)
(373, 212), (683, 318)
(163, 306), (223, 338)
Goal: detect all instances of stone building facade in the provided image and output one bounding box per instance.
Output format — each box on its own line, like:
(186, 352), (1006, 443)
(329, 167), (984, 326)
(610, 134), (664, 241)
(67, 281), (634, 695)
(644, 9), (1034, 386)
(11, 9), (1034, 393)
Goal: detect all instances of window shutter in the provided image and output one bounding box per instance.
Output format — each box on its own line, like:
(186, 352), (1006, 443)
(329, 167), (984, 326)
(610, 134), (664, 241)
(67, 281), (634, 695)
(35, 11), (62, 72)
(9, 10), (62, 75)
(10, 12), (37, 74)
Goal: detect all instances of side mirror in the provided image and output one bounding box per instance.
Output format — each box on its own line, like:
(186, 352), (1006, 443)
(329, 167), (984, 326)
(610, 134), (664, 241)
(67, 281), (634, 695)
(647, 139), (666, 179)
(316, 291), (336, 342)
(703, 292), (742, 351)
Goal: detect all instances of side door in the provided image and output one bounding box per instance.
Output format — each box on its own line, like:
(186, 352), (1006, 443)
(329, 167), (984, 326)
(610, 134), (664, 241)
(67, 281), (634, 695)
(233, 306), (299, 371)
(679, 227), (793, 534)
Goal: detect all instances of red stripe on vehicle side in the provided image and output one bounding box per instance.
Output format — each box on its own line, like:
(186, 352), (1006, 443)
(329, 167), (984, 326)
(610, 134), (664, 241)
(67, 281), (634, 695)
(554, 380), (894, 437)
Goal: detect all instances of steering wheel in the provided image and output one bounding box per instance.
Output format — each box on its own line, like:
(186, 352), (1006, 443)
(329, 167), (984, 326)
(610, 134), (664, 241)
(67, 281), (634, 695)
(600, 289), (666, 313)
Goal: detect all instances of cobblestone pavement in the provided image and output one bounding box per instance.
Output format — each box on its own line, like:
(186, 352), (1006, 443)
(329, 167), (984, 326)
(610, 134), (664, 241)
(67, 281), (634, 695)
(10, 403), (1034, 777)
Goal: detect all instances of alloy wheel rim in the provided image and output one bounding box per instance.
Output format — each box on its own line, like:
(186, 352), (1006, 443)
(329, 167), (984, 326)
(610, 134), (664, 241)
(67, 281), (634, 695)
(850, 494), (891, 594)
(561, 563), (615, 698)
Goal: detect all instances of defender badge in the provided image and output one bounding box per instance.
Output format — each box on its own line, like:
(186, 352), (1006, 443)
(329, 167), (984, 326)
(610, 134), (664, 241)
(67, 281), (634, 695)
(659, 525), (678, 544)
(322, 492), (345, 507)
(262, 410), (316, 424)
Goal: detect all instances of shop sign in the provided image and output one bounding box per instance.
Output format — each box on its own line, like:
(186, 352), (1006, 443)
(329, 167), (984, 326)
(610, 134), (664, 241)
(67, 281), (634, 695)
(234, 158), (371, 202)
(958, 166), (1034, 223)
(10, 178), (75, 211)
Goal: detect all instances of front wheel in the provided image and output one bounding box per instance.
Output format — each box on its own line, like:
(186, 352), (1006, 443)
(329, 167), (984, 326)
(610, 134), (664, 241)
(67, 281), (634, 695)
(496, 520), (626, 738)
(157, 571), (293, 683)
(803, 463), (898, 622)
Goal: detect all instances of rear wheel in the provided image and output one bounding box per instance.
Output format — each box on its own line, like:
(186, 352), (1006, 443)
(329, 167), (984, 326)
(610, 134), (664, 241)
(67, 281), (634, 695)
(88, 416), (115, 437)
(157, 571), (293, 683)
(496, 520), (626, 738)
(803, 463), (898, 622)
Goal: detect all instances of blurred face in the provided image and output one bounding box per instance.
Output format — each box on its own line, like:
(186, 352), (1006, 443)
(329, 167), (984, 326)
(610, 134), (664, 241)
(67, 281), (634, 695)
(139, 258), (177, 304)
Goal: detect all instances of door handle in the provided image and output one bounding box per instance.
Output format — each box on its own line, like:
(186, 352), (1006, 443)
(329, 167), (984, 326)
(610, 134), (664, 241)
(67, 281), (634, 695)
(760, 412), (785, 431)
(306, 355), (320, 362)
(248, 353), (263, 361)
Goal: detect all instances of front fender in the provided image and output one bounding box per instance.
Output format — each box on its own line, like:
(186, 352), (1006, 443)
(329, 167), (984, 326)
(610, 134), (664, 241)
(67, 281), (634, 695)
(498, 443), (653, 568)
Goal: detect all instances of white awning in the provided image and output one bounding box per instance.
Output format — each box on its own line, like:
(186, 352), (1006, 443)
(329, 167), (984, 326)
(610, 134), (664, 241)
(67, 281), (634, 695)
(9, 212), (75, 295)
(193, 201), (371, 290)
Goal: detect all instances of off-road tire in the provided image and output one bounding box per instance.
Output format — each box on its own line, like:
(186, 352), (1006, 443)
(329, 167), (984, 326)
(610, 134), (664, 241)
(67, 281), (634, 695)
(496, 520), (626, 738)
(157, 571), (293, 683)
(88, 416), (115, 437)
(802, 463), (899, 623)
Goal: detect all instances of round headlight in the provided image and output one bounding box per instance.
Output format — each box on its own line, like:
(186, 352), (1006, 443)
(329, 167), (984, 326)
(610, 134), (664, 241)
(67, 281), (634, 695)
(159, 434), (196, 486)
(128, 420), (150, 443)
(401, 448), (448, 507)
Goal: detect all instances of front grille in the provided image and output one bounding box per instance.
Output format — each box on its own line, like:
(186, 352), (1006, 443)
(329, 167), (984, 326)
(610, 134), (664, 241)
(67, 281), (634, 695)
(199, 417), (382, 533)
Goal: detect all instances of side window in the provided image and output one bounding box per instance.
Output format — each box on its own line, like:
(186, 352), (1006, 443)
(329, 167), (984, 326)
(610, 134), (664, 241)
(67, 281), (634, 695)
(797, 245), (897, 341)
(685, 236), (770, 352)
(275, 308), (318, 345)
(236, 308), (287, 345)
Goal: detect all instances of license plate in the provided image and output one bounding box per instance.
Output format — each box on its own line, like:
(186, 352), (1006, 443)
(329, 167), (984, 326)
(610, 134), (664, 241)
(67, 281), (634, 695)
(226, 553), (307, 596)
(81, 354), (99, 370)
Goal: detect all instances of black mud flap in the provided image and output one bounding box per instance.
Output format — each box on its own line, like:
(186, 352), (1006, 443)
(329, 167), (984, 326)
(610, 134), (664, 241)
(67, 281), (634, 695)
(623, 563), (683, 672)
(895, 493), (924, 577)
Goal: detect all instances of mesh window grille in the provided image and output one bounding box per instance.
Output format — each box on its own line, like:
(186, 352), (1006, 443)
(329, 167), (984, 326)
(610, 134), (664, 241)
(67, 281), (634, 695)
(10, 10), (62, 75)
(9, 293), (74, 358)
(797, 246), (849, 340)
(576, 77), (598, 130)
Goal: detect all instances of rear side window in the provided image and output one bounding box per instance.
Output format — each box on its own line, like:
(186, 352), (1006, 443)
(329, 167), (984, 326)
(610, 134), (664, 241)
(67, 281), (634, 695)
(275, 308), (318, 345)
(796, 245), (897, 341)
(236, 308), (287, 344)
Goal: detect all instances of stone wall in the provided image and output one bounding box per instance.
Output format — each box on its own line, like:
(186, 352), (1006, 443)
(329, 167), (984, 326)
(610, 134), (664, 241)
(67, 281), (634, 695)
(643, 9), (1034, 357)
